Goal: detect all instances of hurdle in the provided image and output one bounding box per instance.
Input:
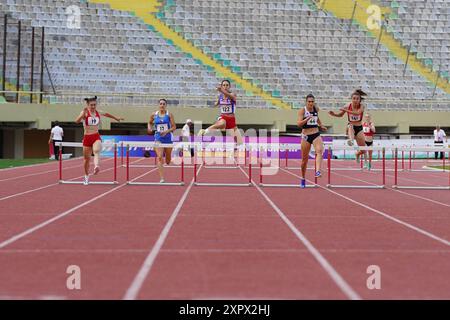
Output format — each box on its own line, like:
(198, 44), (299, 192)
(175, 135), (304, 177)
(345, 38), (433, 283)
(393, 147), (450, 190)
(403, 146), (448, 172)
(120, 141), (194, 169)
(326, 145), (386, 189)
(125, 142), (185, 186)
(58, 142), (118, 185)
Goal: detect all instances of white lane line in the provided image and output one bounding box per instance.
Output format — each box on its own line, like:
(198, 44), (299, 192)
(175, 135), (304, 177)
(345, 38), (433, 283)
(281, 168), (450, 247)
(238, 167), (361, 300)
(123, 166), (202, 300)
(0, 157), (139, 202)
(293, 159), (450, 208)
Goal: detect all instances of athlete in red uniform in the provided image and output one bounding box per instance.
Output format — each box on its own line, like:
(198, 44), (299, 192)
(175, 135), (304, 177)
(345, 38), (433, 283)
(328, 89), (367, 162)
(75, 96), (124, 185)
(362, 113), (376, 170)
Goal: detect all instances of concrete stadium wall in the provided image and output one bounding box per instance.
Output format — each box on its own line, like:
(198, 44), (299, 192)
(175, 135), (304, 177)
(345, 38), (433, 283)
(1, 103), (449, 133)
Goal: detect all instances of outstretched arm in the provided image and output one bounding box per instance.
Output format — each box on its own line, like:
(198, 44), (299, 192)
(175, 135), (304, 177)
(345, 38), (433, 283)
(340, 104), (365, 116)
(217, 86), (237, 102)
(100, 111), (124, 122)
(328, 106), (346, 117)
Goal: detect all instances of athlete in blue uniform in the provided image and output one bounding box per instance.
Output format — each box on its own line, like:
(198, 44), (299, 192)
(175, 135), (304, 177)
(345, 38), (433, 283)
(148, 99), (176, 183)
(297, 94), (327, 188)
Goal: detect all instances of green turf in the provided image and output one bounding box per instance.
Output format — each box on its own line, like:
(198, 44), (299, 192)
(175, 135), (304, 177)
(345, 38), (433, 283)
(0, 158), (52, 169)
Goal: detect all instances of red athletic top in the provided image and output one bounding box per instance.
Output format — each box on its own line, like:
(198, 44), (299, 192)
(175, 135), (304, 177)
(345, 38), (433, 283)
(347, 103), (363, 123)
(363, 122), (374, 137)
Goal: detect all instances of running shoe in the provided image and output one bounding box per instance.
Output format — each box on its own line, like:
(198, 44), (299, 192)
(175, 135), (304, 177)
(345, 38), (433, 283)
(315, 171), (322, 178)
(367, 162), (372, 170)
(83, 175), (89, 186)
(300, 178), (306, 188)
(159, 178), (165, 183)
(93, 166), (100, 175)
(346, 139), (354, 146)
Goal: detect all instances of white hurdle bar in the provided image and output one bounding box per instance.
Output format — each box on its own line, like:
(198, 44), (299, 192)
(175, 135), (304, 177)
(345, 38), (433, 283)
(326, 146), (386, 189)
(58, 142), (118, 185)
(393, 147), (450, 190)
(125, 143), (185, 186)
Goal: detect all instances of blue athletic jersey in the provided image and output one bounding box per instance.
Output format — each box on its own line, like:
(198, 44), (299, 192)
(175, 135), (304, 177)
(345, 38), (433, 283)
(154, 111), (173, 143)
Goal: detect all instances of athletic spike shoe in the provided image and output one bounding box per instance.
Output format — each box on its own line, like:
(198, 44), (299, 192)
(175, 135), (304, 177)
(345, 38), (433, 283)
(315, 171), (322, 178)
(159, 178), (165, 183)
(197, 129), (205, 136)
(83, 175), (89, 186)
(93, 166), (100, 175)
(346, 139), (354, 146)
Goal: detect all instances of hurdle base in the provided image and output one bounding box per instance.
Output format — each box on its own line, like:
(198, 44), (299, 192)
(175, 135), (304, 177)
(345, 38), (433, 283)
(194, 182), (252, 187)
(259, 183), (317, 188)
(127, 181), (185, 186)
(326, 184), (385, 189)
(59, 180), (118, 185)
(392, 185), (450, 190)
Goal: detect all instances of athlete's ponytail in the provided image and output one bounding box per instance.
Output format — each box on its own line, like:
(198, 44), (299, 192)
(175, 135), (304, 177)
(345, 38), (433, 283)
(84, 96), (97, 103)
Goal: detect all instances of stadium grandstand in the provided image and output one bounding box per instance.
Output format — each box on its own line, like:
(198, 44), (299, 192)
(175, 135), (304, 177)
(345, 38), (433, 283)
(1, 1), (449, 153)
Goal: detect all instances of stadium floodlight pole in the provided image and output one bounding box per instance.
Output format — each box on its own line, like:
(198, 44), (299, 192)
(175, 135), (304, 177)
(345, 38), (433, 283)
(374, 19), (384, 56)
(2, 14), (7, 97)
(16, 20), (21, 103)
(403, 45), (411, 77)
(30, 26), (35, 103)
(348, 1), (357, 33)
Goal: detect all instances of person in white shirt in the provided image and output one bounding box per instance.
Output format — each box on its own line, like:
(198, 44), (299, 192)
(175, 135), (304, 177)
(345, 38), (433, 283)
(433, 125), (447, 159)
(48, 121), (64, 160)
(182, 119), (194, 157)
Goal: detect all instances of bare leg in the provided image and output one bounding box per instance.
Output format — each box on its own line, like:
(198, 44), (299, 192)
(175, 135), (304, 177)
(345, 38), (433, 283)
(92, 140), (102, 174)
(355, 131), (366, 162)
(300, 139), (312, 179)
(164, 147), (173, 165)
(154, 147), (165, 181)
(83, 147), (92, 176)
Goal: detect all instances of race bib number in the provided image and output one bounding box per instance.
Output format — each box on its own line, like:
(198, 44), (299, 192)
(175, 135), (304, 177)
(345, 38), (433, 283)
(350, 115), (361, 121)
(363, 126), (371, 133)
(221, 105), (233, 114)
(87, 116), (99, 126)
(156, 123), (168, 132)
(307, 116), (318, 126)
